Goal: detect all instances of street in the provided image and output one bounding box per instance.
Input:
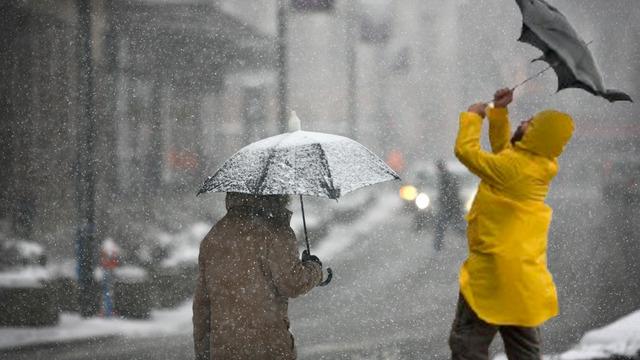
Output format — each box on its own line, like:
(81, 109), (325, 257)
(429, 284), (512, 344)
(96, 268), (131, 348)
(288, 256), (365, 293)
(0, 189), (622, 359)
(292, 193), (464, 359)
(2, 192), (464, 359)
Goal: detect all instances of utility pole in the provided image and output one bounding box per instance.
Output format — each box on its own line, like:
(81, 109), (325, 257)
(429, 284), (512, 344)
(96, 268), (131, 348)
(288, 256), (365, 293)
(75, 0), (99, 317)
(345, 1), (358, 139)
(277, 0), (288, 133)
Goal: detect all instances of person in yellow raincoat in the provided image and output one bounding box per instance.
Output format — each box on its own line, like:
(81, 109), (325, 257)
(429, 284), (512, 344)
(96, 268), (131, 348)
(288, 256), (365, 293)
(449, 88), (574, 359)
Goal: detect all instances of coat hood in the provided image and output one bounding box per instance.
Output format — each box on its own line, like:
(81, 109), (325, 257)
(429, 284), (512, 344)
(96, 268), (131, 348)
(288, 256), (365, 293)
(195, 192), (321, 359)
(225, 192), (291, 220)
(516, 109), (574, 159)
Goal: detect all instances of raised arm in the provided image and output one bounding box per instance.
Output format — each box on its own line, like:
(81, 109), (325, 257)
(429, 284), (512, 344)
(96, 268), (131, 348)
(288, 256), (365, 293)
(454, 105), (516, 188)
(487, 88), (514, 153)
(264, 226), (322, 298)
(487, 107), (511, 153)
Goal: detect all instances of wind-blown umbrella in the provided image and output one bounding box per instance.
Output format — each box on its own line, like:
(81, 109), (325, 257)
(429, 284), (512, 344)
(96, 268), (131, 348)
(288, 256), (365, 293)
(514, 0), (632, 102)
(198, 112), (400, 285)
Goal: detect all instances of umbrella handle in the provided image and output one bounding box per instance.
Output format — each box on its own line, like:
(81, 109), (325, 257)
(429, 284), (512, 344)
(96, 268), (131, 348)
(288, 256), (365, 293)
(299, 195), (332, 287)
(318, 267), (333, 286)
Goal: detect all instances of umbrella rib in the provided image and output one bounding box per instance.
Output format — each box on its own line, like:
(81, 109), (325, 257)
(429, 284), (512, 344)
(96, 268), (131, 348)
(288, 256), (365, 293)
(314, 143), (338, 199)
(197, 158), (233, 195)
(360, 144), (401, 179)
(254, 134), (291, 195)
(255, 148), (276, 194)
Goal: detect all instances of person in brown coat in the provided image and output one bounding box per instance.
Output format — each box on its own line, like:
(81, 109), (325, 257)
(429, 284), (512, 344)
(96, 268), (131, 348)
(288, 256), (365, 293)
(193, 192), (323, 360)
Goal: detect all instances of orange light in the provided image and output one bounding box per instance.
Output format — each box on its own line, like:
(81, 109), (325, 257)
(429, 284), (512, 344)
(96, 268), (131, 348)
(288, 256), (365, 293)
(399, 185), (418, 201)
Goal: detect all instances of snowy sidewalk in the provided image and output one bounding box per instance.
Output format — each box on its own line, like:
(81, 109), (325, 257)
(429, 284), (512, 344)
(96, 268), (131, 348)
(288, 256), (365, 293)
(554, 309), (640, 359)
(494, 309), (640, 360)
(0, 301), (193, 351)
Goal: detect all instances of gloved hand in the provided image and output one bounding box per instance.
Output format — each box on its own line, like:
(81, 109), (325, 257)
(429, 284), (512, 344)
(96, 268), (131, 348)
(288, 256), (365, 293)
(301, 250), (322, 268)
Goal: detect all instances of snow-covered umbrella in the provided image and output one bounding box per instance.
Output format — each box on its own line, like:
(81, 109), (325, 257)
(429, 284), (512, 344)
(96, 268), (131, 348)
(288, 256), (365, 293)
(512, 0), (632, 102)
(197, 112), (400, 285)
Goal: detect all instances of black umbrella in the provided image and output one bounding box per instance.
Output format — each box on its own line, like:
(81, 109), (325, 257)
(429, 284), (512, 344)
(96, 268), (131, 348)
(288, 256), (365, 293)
(513, 0), (632, 102)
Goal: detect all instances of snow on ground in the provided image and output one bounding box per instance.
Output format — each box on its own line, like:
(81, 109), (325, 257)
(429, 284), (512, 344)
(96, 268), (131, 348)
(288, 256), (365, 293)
(0, 300), (193, 350)
(0, 191), (399, 351)
(494, 309), (640, 360)
(558, 309), (640, 359)
(0, 265), (51, 288)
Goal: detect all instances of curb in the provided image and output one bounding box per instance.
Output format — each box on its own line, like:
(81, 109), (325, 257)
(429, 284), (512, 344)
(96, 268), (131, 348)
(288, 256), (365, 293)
(0, 334), (118, 354)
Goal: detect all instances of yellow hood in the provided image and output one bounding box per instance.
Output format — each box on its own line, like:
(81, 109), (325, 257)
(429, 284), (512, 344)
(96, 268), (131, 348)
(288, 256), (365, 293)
(516, 110), (574, 159)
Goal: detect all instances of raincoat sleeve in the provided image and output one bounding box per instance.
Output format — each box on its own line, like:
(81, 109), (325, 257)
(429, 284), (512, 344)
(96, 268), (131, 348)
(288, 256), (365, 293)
(193, 242), (211, 360)
(454, 112), (516, 187)
(487, 106), (512, 153)
(265, 227), (322, 298)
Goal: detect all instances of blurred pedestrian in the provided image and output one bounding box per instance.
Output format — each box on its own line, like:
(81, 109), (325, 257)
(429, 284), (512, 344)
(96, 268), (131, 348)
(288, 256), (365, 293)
(193, 192), (323, 360)
(449, 88), (574, 359)
(433, 159), (465, 251)
(100, 238), (120, 318)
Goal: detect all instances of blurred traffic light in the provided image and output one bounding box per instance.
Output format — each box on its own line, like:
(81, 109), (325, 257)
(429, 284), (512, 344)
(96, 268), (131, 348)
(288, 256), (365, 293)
(360, 15), (391, 43)
(386, 149), (405, 173)
(399, 185), (418, 201)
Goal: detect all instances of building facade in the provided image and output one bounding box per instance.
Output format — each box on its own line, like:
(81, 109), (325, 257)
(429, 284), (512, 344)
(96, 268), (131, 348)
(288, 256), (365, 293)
(0, 0), (276, 256)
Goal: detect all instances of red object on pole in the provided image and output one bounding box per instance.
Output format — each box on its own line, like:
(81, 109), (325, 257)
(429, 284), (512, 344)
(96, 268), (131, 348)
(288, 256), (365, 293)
(100, 253), (119, 270)
(100, 238), (120, 270)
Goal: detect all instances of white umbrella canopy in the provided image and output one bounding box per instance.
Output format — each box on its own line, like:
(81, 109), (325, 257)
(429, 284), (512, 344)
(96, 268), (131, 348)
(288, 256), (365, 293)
(197, 113), (399, 199)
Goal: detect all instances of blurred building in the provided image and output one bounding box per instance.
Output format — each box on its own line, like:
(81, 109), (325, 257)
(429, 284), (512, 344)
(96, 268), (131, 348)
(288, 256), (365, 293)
(0, 0), (276, 254)
(1, 0), (637, 257)
(218, 0), (468, 163)
(1, 0), (87, 245)
(0, 0), (497, 251)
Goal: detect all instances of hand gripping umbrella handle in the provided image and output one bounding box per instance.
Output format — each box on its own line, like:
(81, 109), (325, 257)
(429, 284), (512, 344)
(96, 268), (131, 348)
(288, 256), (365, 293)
(299, 195), (332, 286)
(318, 267), (333, 286)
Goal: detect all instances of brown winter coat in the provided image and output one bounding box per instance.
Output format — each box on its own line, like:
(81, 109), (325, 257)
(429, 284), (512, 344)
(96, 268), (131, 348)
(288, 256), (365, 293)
(193, 193), (322, 360)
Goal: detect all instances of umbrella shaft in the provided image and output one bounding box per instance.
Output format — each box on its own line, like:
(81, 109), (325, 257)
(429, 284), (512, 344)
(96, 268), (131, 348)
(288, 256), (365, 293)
(299, 195), (311, 254)
(512, 64), (552, 91)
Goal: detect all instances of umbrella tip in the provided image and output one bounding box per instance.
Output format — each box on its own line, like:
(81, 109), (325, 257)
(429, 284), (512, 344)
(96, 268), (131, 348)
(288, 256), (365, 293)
(288, 111), (301, 132)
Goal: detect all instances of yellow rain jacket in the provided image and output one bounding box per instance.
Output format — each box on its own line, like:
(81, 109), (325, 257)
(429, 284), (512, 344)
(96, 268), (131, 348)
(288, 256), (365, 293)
(454, 106), (574, 327)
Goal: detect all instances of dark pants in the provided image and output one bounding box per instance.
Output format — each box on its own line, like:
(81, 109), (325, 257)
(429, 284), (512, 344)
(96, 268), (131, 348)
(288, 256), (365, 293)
(449, 294), (541, 360)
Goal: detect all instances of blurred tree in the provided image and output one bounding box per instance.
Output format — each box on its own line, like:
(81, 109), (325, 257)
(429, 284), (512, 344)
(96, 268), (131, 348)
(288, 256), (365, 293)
(291, 0), (335, 12)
